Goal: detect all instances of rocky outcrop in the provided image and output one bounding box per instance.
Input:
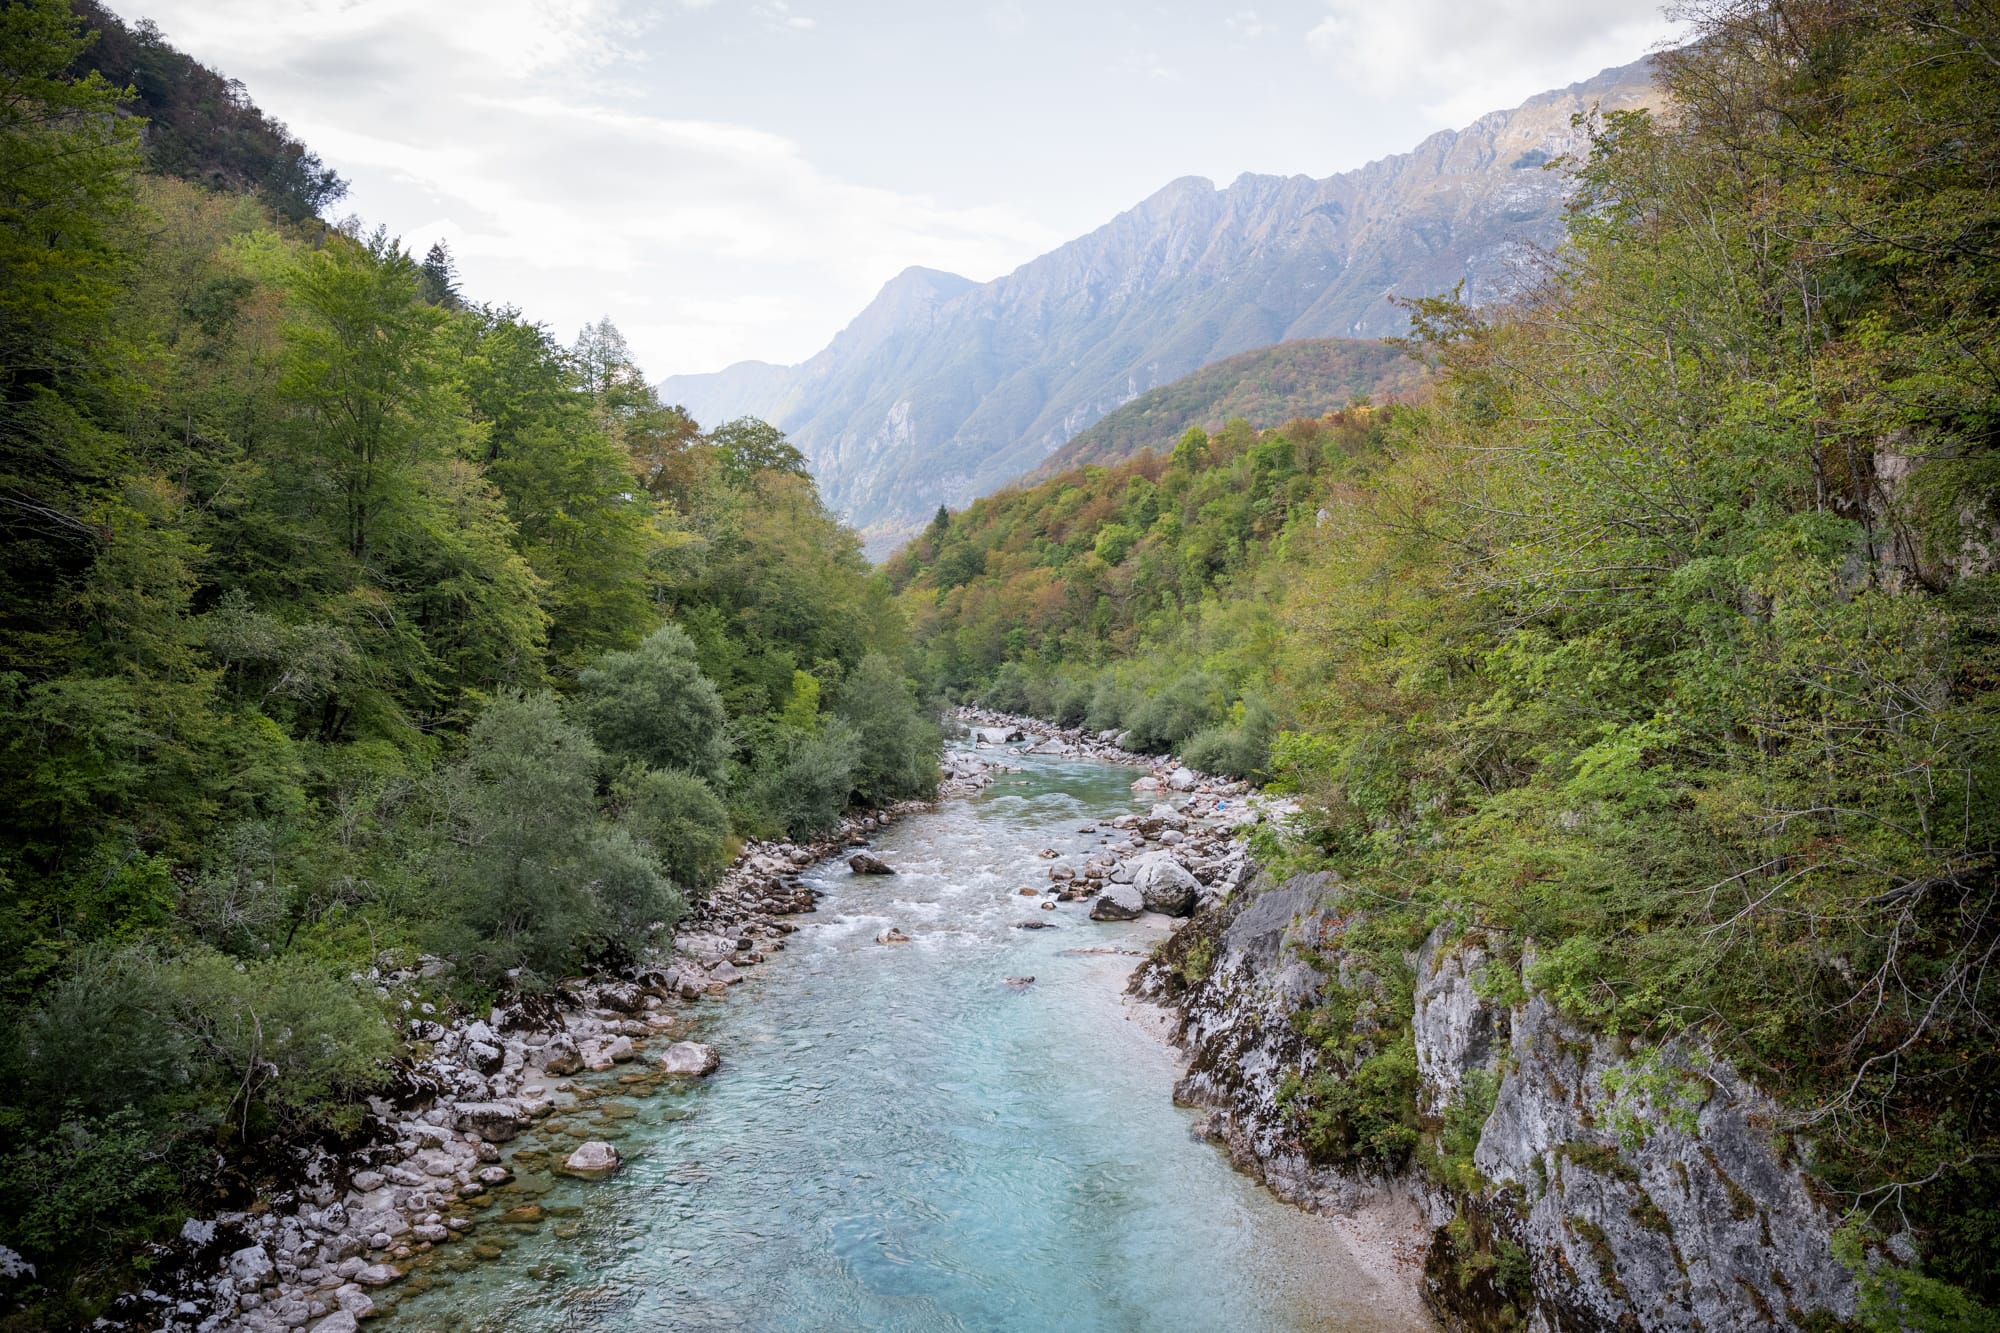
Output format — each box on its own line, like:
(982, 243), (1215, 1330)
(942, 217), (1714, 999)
(1135, 871), (1860, 1332)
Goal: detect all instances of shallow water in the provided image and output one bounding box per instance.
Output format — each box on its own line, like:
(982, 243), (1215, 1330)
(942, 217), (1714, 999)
(384, 752), (1421, 1332)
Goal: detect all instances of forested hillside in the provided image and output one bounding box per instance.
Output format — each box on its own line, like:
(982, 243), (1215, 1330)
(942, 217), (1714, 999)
(894, 0), (2000, 1320)
(1030, 337), (1424, 477)
(0, 2), (936, 1319)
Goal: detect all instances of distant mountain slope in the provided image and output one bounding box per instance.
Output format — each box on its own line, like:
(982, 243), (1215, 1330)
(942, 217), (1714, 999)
(1033, 337), (1423, 475)
(660, 58), (1657, 554)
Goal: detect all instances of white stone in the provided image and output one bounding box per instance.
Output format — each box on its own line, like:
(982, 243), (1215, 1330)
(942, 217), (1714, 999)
(659, 1041), (721, 1076)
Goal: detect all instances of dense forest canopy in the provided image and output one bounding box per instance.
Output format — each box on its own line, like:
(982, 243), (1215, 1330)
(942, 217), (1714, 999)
(895, 0), (2000, 1320)
(0, 1), (937, 1319)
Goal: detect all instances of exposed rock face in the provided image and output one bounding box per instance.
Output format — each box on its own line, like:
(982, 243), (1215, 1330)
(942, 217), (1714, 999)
(1438, 990), (1856, 1331)
(1135, 873), (1859, 1332)
(660, 61), (1658, 553)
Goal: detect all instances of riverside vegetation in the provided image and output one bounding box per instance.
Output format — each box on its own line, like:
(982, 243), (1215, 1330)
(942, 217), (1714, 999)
(0, 2), (939, 1324)
(891, 1), (2000, 1326)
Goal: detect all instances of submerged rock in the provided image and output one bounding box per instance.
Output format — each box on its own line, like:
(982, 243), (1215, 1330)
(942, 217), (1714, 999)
(561, 1141), (621, 1178)
(876, 927), (912, 944)
(660, 1041), (721, 1076)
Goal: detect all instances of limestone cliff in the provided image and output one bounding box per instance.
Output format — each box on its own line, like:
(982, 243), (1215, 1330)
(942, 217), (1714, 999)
(1132, 871), (1859, 1331)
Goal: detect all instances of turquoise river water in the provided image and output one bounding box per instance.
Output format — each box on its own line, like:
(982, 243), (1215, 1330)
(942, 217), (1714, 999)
(382, 751), (1426, 1332)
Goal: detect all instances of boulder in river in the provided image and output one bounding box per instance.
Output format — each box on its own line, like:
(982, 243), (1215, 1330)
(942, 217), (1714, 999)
(975, 726), (1022, 744)
(660, 1041), (721, 1076)
(1132, 852), (1200, 916)
(849, 852), (895, 875)
(540, 1033), (583, 1075)
(1166, 766), (1200, 791)
(561, 1141), (621, 1178)
(876, 926), (912, 944)
(352, 1264), (402, 1288)
(1004, 976), (1035, 987)
(1090, 882), (1145, 921)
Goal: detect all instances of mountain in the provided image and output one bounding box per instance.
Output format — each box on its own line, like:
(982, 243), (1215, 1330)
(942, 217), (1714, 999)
(660, 58), (1658, 555)
(1032, 337), (1425, 476)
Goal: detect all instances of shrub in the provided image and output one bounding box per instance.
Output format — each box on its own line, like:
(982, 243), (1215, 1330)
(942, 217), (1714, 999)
(981, 661), (1031, 714)
(1181, 696), (1276, 780)
(573, 625), (730, 785)
(610, 765), (729, 895)
(836, 653), (940, 806)
(1124, 669), (1229, 753)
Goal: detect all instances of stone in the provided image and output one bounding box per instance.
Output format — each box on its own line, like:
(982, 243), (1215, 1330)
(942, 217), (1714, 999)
(1131, 852), (1200, 916)
(875, 927), (912, 944)
(975, 726), (1021, 744)
(561, 1141), (622, 1178)
(1089, 882), (1145, 921)
(540, 1033), (583, 1076)
(0, 1245), (35, 1282)
(348, 1170), (385, 1193)
(333, 1285), (375, 1318)
(452, 1102), (526, 1143)
(848, 852), (895, 875)
(351, 1264), (401, 1288)
(659, 1041), (721, 1076)
(311, 1309), (360, 1332)
(1166, 766), (1200, 791)
(1017, 886), (1040, 896)
(227, 1244), (275, 1287)
(1003, 976), (1035, 987)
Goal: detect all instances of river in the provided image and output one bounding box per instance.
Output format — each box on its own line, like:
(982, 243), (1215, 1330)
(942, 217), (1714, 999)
(380, 750), (1425, 1332)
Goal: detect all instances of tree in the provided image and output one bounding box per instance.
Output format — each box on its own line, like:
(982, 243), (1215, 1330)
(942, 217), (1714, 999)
(709, 416), (810, 486)
(418, 240), (460, 308)
(572, 625), (730, 785)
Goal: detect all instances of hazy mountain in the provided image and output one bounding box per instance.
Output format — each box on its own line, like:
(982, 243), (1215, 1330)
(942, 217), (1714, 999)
(661, 58), (1657, 554)
(1032, 337), (1426, 477)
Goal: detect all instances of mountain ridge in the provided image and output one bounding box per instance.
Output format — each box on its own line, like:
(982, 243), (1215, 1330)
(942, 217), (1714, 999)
(662, 57), (1659, 554)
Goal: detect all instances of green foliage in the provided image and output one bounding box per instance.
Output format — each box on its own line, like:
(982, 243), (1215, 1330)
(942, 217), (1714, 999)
(837, 653), (941, 806)
(0, 14), (940, 1311)
(574, 625), (730, 786)
(1279, 1035), (1422, 1170)
(609, 764), (729, 897)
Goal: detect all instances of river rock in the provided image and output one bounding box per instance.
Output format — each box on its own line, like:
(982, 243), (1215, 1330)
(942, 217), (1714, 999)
(227, 1243), (275, 1287)
(975, 726), (1021, 744)
(310, 1313), (359, 1333)
(876, 927), (912, 944)
(1090, 882), (1145, 921)
(453, 1101), (526, 1142)
(849, 852), (895, 875)
(1166, 766), (1200, 791)
(660, 1041), (721, 1076)
(1131, 852), (1199, 916)
(540, 1033), (583, 1076)
(352, 1263), (401, 1288)
(560, 1141), (621, 1178)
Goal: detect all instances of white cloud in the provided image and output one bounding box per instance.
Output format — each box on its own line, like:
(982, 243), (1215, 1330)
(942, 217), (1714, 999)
(1306, 0), (1679, 125)
(121, 0), (1055, 375)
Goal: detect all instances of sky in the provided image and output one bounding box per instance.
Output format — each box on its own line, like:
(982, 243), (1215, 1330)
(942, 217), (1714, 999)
(111, 0), (1684, 380)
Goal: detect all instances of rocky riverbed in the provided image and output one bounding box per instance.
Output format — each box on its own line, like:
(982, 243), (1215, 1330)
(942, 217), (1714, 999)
(99, 710), (1298, 1333)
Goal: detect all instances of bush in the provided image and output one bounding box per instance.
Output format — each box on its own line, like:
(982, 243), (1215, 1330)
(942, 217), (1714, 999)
(836, 653), (940, 806)
(611, 765), (729, 895)
(980, 661), (1031, 714)
(1124, 669), (1229, 753)
(1180, 697), (1276, 780)
(1085, 675), (1136, 732)
(573, 625), (730, 785)
(738, 719), (860, 839)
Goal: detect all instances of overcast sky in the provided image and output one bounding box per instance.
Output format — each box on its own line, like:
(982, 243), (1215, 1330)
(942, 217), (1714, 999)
(112, 0), (1681, 379)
